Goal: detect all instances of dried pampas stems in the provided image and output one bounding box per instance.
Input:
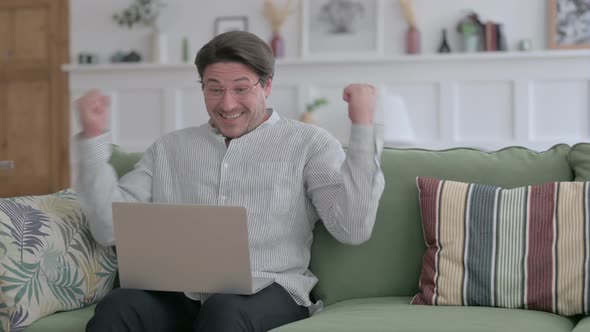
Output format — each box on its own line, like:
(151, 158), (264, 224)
(400, 0), (417, 28)
(263, 0), (296, 33)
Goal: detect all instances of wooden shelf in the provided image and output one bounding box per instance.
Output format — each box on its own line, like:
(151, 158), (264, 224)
(277, 49), (590, 65)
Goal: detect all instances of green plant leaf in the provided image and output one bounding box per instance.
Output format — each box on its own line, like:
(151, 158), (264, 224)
(113, 0), (162, 29)
(305, 97), (329, 113)
(0, 229), (9, 258)
(8, 305), (28, 331)
(0, 258), (43, 305)
(46, 261), (85, 308)
(0, 299), (8, 332)
(70, 218), (97, 266)
(97, 249), (118, 289)
(0, 200), (50, 263)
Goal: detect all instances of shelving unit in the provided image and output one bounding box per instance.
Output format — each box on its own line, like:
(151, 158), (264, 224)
(62, 49), (590, 72)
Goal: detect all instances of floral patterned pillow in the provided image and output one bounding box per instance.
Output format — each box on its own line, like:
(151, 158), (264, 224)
(0, 189), (117, 331)
(0, 286), (8, 332)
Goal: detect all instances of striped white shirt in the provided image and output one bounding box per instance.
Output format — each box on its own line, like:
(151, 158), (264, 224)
(75, 110), (385, 308)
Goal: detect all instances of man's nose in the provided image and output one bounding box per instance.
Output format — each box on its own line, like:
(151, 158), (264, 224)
(219, 90), (239, 110)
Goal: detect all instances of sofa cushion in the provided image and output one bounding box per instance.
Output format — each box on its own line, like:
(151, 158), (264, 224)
(24, 304), (95, 332)
(0, 190), (117, 331)
(573, 316), (590, 331)
(109, 145), (143, 179)
(310, 145), (573, 306)
(569, 143), (590, 181)
(413, 177), (590, 316)
(271, 297), (576, 332)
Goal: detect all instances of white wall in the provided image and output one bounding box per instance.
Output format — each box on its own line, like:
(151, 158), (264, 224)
(68, 1), (590, 154)
(66, 51), (590, 152)
(70, 0), (547, 64)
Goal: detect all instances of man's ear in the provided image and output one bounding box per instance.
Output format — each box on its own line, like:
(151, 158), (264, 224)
(264, 76), (273, 98)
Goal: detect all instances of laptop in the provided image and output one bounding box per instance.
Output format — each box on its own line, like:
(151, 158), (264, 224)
(111, 202), (274, 295)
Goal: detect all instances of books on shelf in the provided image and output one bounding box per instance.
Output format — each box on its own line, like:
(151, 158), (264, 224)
(484, 21), (507, 51)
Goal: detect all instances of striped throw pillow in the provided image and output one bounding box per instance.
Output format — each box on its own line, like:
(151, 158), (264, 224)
(411, 177), (590, 316)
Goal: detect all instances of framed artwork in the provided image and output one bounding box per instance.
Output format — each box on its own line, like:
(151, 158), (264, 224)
(548, 0), (590, 49)
(214, 16), (249, 36)
(301, 0), (384, 58)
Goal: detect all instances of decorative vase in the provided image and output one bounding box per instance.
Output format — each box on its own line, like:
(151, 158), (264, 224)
(270, 32), (285, 58)
(463, 35), (479, 53)
(300, 112), (314, 124)
(182, 37), (190, 63)
(151, 29), (168, 64)
(406, 26), (421, 55)
(518, 39), (532, 51)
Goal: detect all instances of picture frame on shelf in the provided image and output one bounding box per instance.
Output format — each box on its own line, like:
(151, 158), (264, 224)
(548, 0), (590, 49)
(301, 0), (384, 58)
(214, 16), (249, 36)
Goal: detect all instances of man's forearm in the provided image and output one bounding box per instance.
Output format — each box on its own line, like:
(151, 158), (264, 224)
(75, 133), (120, 246)
(318, 125), (385, 245)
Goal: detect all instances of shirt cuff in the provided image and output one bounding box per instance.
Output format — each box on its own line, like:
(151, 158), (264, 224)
(348, 124), (383, 155)
(75, 132), (112, 165)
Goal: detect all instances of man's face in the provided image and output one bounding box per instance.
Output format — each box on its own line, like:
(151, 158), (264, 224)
(202, 62), (272, 139)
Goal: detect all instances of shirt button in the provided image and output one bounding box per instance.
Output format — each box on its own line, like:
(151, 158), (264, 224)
(220, 195), (226, 201)
(223, 163), (229, 168)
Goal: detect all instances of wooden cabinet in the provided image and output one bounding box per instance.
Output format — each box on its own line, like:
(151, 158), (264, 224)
(0, 0), (69, 197)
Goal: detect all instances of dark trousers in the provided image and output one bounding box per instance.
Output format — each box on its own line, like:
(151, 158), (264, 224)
(86, 283), (309, 332)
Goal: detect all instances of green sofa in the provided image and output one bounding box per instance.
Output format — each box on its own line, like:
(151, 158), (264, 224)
(24, 143), (590, 332)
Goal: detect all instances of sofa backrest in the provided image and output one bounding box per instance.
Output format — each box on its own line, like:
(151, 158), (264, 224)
(109, 145), (143, 178)
(309, 144), (574, 306)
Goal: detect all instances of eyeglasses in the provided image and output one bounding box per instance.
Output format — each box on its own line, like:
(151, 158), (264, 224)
(201, 78), (263, 100)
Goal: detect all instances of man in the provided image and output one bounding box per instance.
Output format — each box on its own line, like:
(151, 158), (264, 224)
(75, 31), (385, 332)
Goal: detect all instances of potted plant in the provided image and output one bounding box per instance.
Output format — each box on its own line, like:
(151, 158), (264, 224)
(113, 0), (168, 63)
(301, 97), (328, 124)
(113, 0), (165, 29)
